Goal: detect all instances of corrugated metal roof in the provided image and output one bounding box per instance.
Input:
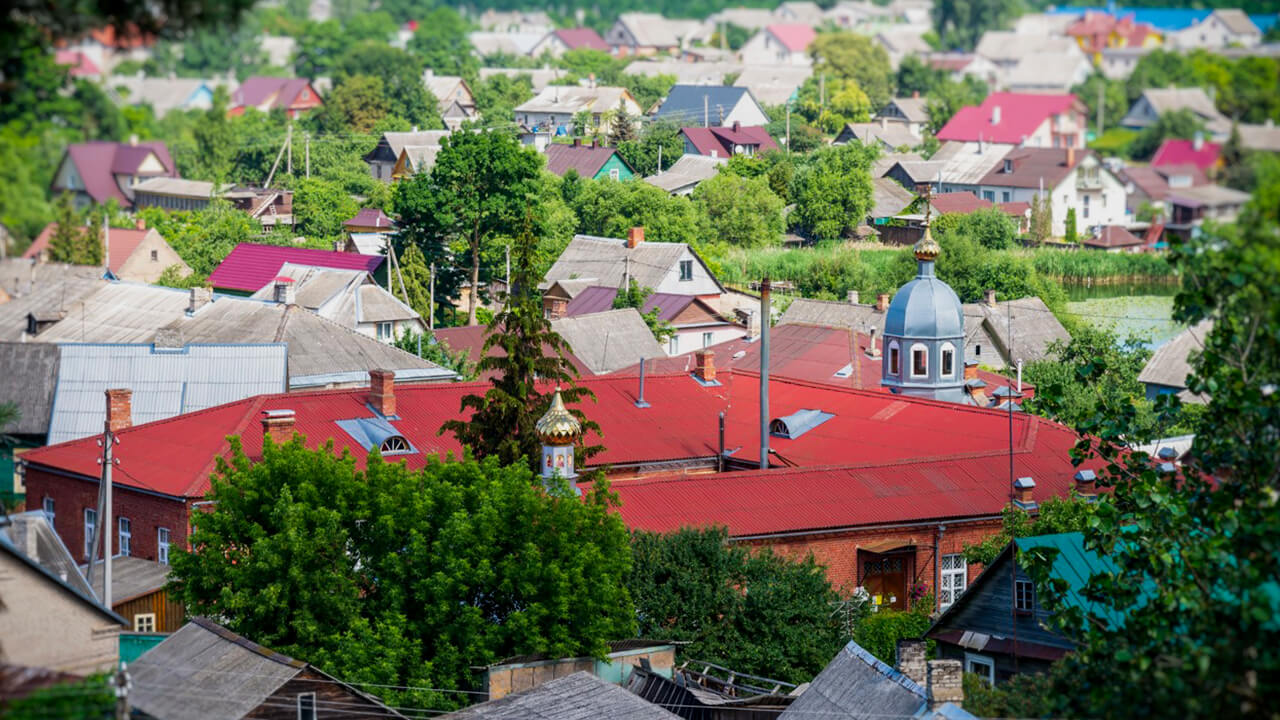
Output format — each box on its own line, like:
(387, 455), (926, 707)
(47, 342), (288, 444)
(0, 342), (60, 435)
(208, 243), (384, 293)
(779, 640), (925, 720)
(444, 671), (680, 720)
(551, 308), (666, 374)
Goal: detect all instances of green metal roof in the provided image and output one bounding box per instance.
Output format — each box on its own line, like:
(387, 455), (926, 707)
(1016, 532), (1129, 628)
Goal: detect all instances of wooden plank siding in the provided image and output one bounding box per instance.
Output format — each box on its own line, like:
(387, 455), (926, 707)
(244, 667), (401, 719)
(116, 588), (185, 633)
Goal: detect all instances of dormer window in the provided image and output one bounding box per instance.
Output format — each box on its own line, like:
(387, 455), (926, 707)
(380, 435), (411, 454)
(1003, 159), (1013, 173)
(941, 343), (956, 377)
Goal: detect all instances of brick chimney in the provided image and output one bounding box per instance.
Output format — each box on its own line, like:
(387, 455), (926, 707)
(626, 226), (644, 249)
(105, 389), (132, 433)
(1014, 476), (1037, 510)
(964, 360), (979, 380)
(261, 409), (296, 445)
(732, 120), (741, 132)
(866, 327), (880, 358)
(875, 293), (890, 312)
(984, 288), (997, 306)
(1073, 469), (1097, 501)
(135, 217), (145, 230)
(847, 290), (859, 304)
(695, 350), (716, 383)
(896, 639), (927, 687)
(926, 659), (964, 711)
(273, 277), (296, 305)
(1066, 145), (1076, 168)
(188, 287), (212, 314)
(369, 369), (396, 416)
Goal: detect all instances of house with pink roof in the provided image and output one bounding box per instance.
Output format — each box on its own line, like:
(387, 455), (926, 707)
(22, 220), (191, 283)
(936, 92), (1087, 150)
(739, 24), (816, 66)
(208, 243), (386, 295)
(229, 77), (323, 118)
(529, 28), (610, 58)
(1151, 136), (1223, 174)
(49, 140), (176, 210)
(54, 50), (101, 78)
(680, 123), (778, 158)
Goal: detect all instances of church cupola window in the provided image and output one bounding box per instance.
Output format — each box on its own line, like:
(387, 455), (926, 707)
(911, 344), (928, 377)
(888, 341), (901, 376)
(941, 343), (956, 377)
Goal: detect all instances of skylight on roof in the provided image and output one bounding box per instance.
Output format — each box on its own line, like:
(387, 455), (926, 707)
(769, 409), (834, 439)
(335, 417), (417, 456)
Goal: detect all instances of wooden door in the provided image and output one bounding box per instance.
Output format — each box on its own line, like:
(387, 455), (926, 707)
(863, 555), (908, 610)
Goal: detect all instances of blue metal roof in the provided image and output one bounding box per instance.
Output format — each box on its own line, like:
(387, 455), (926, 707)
(655, 85), (758, 125)
(1046, 6), (1276, 31)
(884, 263), (965, 340)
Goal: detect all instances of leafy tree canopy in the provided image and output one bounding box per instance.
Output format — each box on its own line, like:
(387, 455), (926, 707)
(791, 142), (877, 241)
(809, 32), (894, 109)
(409, 7), (478, 79)
(931, 0), (1022, 51)
(570, 178), (704, 246)
(1128, 109), (1205, 161)
(694, 171), (786, 248)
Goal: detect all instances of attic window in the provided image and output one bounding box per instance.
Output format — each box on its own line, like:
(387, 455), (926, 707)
(769, 409), (834, 439)
(1003, 159), (1013, 173)
(335, 417), (417, 457)
(380, 435), (411, 454)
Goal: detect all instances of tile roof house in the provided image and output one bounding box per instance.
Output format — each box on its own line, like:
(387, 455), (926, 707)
(644, 154), (726, 196)
(131, 618), (406, 720)
(1138, 319), (1213, 403)
(49, 140), (177, 209)
(1117, 163), (1209, 215)
(656, 85), (770, 128)
(974, 148), (1127, 236)
(739, 24), (817, 66)
(1151, 136), (1223, 173)
(229, 76), (323, 117)
(22, 221), (191, 284)
(936, 93), (1087, 149)
(540, 229), (725, 298)
(605, 13), (705, 57)
(1065, 11), (1163, 56)
(1082, 224), (1147, 252)
(929, 191), (992, 216)
(544, 141), (636, 181)
(363, 129), (451, 182)
(247, 263), (425, 342)
(529, 27), (610, 57)
(443, 671), (678, 719)
(557, 286), (745, 355)
(1122, 88), (1232, 138)
(208, 243), (385, 294)
(422, 70), (478, 131)
(680, 123), (778, 158)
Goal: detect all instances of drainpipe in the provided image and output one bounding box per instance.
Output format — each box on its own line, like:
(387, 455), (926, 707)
(759, 278), (771, 469)
(935, 523), (946, 613)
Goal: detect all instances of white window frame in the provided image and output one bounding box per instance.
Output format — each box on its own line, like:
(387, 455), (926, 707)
(668, 334), (680, 355)
(939, 553), (967, 608)
(118, 517), (131, 557)
(377, 321), (393, 340)
(887, 340), (901, 376)
(1015, 579), (1035, 612)
(297, 692), (317, 720)
(134, 613), (156, 632)
(965, 652), (995, 685)
(42, 497), (55, 524)
(609, 167), (620, 180)
(84, 508), (97, 559)
(158, 527), (170, 565)
(678, 260), (693, 281)
(940, 342), (956, 379)
(702, 331), (713, 348)
(910, 343), (929, 378)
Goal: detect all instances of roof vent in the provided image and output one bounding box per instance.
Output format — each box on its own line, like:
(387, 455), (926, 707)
(1013, 476), (1037, 510)
(335, 416), (416, 456)
(769, 409), (834, 439)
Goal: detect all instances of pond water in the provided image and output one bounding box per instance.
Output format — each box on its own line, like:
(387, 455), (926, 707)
(1062, 281), (1183, 349)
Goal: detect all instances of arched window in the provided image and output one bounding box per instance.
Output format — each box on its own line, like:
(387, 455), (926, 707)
(940, 343), (956, 378)
(910, 343), (928, 378)
(888, 340), (901, 376)
(380, 436), (410, 453)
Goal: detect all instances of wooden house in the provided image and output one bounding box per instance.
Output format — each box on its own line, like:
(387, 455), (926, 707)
(82, 555), (184, 633)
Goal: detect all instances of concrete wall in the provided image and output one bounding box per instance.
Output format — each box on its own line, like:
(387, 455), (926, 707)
(487, 645), (677, 700)
(0, 551), (122, 674)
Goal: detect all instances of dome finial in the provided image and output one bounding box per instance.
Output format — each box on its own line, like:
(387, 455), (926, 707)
(914, 185), (940, 262)
(536, 387), (581, 445)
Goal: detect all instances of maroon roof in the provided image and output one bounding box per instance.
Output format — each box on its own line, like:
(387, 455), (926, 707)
(344, 208), (394, 229)
(1084, 225), (1144, 249)
(936, 93), (1080, 145)
(207, 243), (385, 293)
(432, 325), (592, 381)
(931, 191), (993, 215)
(232, 77), (314, 110)
(997, 200), (1030, 217)
(681, 125), (778, 157)
(57, 141), (175, 205)
(552, 28), (609, 51)
(979, 147), (1082, 189)
(564, 286), (700, 322)
(544, 143), (630, 178)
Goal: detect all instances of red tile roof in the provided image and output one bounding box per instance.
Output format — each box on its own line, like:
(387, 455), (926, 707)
(931, 192), (993, 215)
(22, 224), (153, 274)
(544, 143), (630, 178)
(54, 50), (100, 76)
(936, 93), (1080, 145)
(997, 201), (1030, 217)
(767, 24), (816, 52)
(681, 126), (778, 157)
(552, 28), (609, 51)
(979, 147), (1082, 189)
(1151, 138), (1222, 172)
(57, 141), (175, 205)
(207, 243), (384, 293)
(22, 370), (1057, 508)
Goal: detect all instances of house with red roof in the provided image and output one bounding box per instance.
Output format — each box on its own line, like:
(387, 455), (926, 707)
(680, 123), (778, 159)
(543, 141), (636, 181)
(343, 208), (395, 234)
(529, 28), (610, 58)
(740, 24), (816, 66)
(22, 220), (191, 284)
(208, 243), (386, 295)
(974, 147), (1127, 236)
(1151, 136), (1222, 174)
(1083, 225), (1147, 252)
(53, 50), (101, 78)
(554, 285), (745, 354)
(19, 364), (1098, 609)
(936, 93), (1087, 150)
(49, 140), (176, 210)
(1065, 11), (1162, 57)
(229, 76), (323, 118)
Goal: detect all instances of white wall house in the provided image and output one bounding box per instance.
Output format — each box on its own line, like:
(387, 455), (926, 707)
(1170, 9), (1261, 49)
(975, 151), (1126, 237)
(738, 25), (815, 66)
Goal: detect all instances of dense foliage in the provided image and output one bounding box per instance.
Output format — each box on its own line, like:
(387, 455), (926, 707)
(629, 527), (846, 684)
(852, 599), (935, 665)
(3, 674), (114, 720)
(171, 438), (634, 710)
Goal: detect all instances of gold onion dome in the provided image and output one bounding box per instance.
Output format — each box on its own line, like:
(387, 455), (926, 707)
(914, 223), (940, 261)
(536, 388), (581, 445)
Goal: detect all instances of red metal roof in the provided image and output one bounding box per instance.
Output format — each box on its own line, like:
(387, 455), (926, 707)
(1084, 225), (1145, 249)
(931, 192), (992, 215)
(553, 28), (609, 51)
(544, 143), (630, 178)
(232, 77), (317, 111)
(344, 208), (393, 229)
(207, 243), (384, 293)
(936, 93), (1080, 145)
(681, 126), (778, 157)
(1151, 138), (1222, 172)
(766, 24), (816, 52)
(23, 370), (1056, 508)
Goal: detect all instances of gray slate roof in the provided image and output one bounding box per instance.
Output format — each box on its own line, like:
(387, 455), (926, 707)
(0, 512), (124, 625)
(1138, 319), (1212, 396)
(962, 296), (1071, 364)
(732, 65), (812, 106)
(248, 263), (421, 326)
(541, 234), (723, 293)
(0, 343), (60, 435)
(644, 154), (726, 194)
(80, 555), (171, 604)
(779, 298), (887, 334)
(0, 260), (106, 341)
(46, 343), (288, 445)
(870, 176), (916, 219)
(443, 671), (680, 720)
(551, 308), (666, 374)
(778, 640), (926, 720)
(655, 85), (763, 125)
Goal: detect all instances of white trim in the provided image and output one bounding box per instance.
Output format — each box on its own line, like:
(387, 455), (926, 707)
(910, 342), (929, 378)
(888, 340), (901, 376)
(940, 342), (957, 379)
(297, 692), (317, 720)
(118, 517), (132, 557)
(134, 613), (156, 632)
(965, 652), (995, 685)
(157, 527), (170, 565)
(83, 508), (97, 559)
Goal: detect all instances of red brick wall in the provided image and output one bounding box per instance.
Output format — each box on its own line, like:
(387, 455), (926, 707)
(738, 517), (1004, 610)
(23, 467), (190, 565)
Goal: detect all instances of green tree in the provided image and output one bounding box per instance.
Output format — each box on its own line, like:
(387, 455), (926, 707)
(47, 193), (88, 264)
(323, 74), (391, 133)
(616, 122), (684, 176)
(1029, 181), (1280, 717)
(1064, 207), (1078, 243)
(607, 99), (637, 146)
(170, 438), (634, 707)
(895, 54), (947, 97)
(409, 7), (477, 78)
(190, 87), (237, 183)
(629, 526), (846, 684)
(945, 206), (1018, 250)
(962, 497), (1098, 566)
(473, 73), (534, 123)
(396, 130), (542, 325)
(1128, 109), (1205, 161)
(931, 0), (1020, 51)
(808, 32), (893, 109)
(570, 179), (704, 246)
(292, 177), (359, 242)
(1124, 50), (1196, 104)
(294, 20), (346, 78)
(4, 674), (113, 719)
(709, 22), (752, 50)
(1029, 193), (1052, 244)
(694, 171), (785, 248)
(138, 200), (263, 275)
(394, 328), (475, 380)
(791, 143), (877, 241)
(1071, 72), (1128, 135)
(612, 279), (676, 344)
(852, 601), (933, 665)
(924, 75), (988, 135)
(440, 223), (599, 468)
(334, 42), (441, 130)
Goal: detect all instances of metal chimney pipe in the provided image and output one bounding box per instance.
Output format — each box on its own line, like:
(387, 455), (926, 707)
(635, 358), (650, 408)
(759, 278), (771, 469)
(1016, 358), (1023, 395)
(718, 411), (725, 472)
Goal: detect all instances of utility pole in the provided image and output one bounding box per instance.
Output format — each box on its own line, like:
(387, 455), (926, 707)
(785, 102), (791, 154)
(285, 122), (293, 177)
(304, 131), (311, 178)
(657, 143), (662, 174)
(113, 665), (131, 720)
(505, 244), (510, 292)
(820, 73), (826, 108)
(87, 390), (120, 608)
(264, 129), (289, 187)
(428, 262), (436, 331)
(1096, 81), (1104, 139)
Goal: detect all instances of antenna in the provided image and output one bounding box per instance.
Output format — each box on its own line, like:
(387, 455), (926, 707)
(1007, 294), (1020, 675)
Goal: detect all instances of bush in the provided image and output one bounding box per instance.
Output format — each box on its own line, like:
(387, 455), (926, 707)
(852, 596), (934, 664)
